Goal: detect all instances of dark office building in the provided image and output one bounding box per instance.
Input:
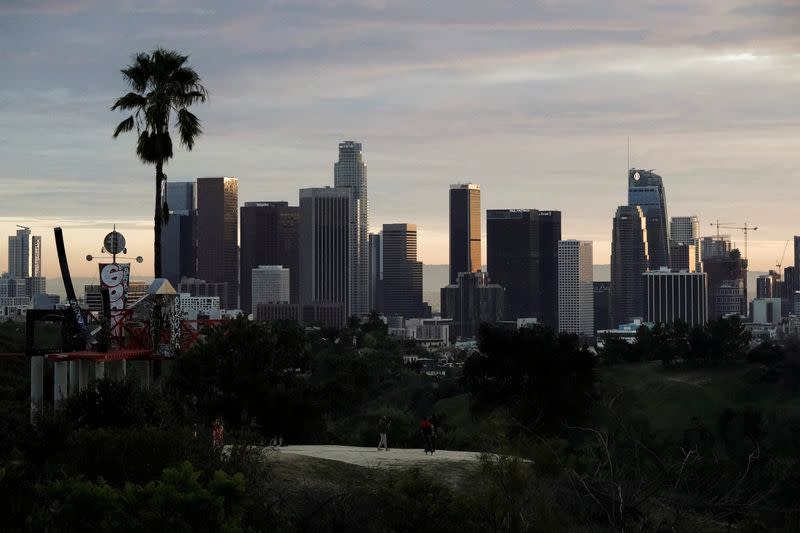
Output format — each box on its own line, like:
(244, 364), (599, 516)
(382, 224), (425, 319)
(196, 177), (239, 309)
(369, 233), (383, 313)
(785, 266), (798, 317)
(441, 271), (504, 339)
(703, 249), (748, 319)
(610, 205), (649, 326)
(449, 183), (481, 284)
(239, 201), (299, 315)
(642, 269), (708, 327)
(537, 211), (561, 329)
(487, 209), (536, 320)
(757, 274), (774, 299)
(486, 209), (561, 326)
(161, 182), (196, 288)
(795, 236), (800, 269)
(593, 281), (611, 332)
(299, 187), (352, 314)
(628, 169), (670, 270)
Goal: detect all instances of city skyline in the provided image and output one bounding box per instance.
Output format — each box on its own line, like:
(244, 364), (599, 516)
(1, 1), (799, 278)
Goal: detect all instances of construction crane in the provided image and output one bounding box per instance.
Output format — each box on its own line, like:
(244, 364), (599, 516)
(15, 224), (30, 231)
(710, 222), (758, 260)
(776, 239), (790, 272)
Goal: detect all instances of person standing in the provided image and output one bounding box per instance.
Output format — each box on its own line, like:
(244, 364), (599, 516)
(212, 418), (225, 450)
(378, 416), (391, 451)
(420, 417), (433, 454)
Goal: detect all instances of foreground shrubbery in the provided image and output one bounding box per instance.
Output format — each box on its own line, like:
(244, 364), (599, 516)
(2, 317), (800, 531)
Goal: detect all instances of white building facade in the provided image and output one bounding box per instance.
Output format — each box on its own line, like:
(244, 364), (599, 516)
(251, 265), (290, 307)
(558, 240), (594, 337)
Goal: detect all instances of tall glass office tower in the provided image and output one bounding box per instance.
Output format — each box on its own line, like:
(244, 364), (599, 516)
(334, 141), (369, 317)
(628, 169), (669, 270)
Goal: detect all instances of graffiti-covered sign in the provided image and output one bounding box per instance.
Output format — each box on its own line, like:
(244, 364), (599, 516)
(99, 263), (130, 337)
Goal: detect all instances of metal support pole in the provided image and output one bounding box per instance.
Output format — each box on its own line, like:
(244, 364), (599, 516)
(30, 356), (44, 424)
(68, 360), (79, 395)
(54, 361), (68, 407)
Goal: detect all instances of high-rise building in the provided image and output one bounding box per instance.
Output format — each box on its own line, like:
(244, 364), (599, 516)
(642, 269), (708, 327)
(752, 298), (782, 325)
(610, 205), (649, 326)
(629, 169), (669, 269)
(703, 249), (748, 319)
(8, 228), (31, 278)
(756, 274), (774, 299)
(381, 224), (425, 319)
(31, 235), (41, 278)
(486, 209), (536, 320)
(558, 240), (593, 337)
(177, 278), (229, 308)
(784, 266), (798, 317)
(670, 216), (699, 245)
(334, 141), (369, 317)
(537, 211), (562, 328)
(196, 177), (239, 309)
(449, 183), (481, 284)
(239, 201), (299, 314)
(670, 216), (700, 269)
(795, 236), (800, 269)
(251, 265), (290, 307)
(441, 271), (504, 339)
(593, 281), (611, 332)
(368, 232), (383, 313)
(162, 181), (196, 288)
(701, 236), (732, 261)
(486, 209), (561, 325)
(299, 187), (353, 315)
(669, 242), (697, 272)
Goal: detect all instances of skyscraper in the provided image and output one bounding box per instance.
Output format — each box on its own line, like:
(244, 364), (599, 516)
(239, 201), (299, 314)
(486, 209), (561, 326)
(299, 187), (352, 317)
(537, 211), (562, 328)
(671, 215), (700, 269)
(381, 224), (425, 319)
(8, 228), (31, 278)
(703, 249), (748, 319)
(486, 209), (537, 320)
(441, 271), (504, 339)
(196, 177), (239, 309)
(558, 240), (594, 337)
(251, 265), (290, 307)
(334, 141), (369, 317)
(670, 216), (699, 245)
(593, 281), (611, 332)
(642, 269), (708, 327)
(162, 181), (196, 288)
(449, 183), (481, 284)
(610, 205), (649, 326)
(368, 232), (383, 313)
(669, 242), (697, 272)
(795, 236), (800, 269)
(629, 169), (669, 269)
(31, 235), (41, 278)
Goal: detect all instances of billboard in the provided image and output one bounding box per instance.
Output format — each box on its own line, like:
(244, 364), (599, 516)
(99, 263), (130, 337)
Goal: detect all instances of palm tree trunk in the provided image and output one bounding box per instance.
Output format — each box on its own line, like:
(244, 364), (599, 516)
(154, 160), (164, 278)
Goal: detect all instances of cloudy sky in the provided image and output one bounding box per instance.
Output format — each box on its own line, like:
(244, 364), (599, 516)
(1, 0), (798, 278)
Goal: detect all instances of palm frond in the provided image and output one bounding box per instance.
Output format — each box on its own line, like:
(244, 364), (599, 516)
(176, 108), (202, 150)
(121, 53), (151, 92)
(113, 116), (136, 138)
(111, 92), (147, 111)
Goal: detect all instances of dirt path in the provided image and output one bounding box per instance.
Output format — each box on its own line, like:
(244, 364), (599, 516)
(273, 445), (481, 470)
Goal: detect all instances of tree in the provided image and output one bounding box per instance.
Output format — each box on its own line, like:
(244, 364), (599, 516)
(112, 48), (207, 277)
(463, 324), (596, 434)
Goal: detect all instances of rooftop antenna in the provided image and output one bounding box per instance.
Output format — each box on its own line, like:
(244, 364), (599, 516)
(627, 136), (630, 172)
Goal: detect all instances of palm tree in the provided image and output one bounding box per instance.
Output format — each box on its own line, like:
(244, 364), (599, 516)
(112, 48), (207, 278)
